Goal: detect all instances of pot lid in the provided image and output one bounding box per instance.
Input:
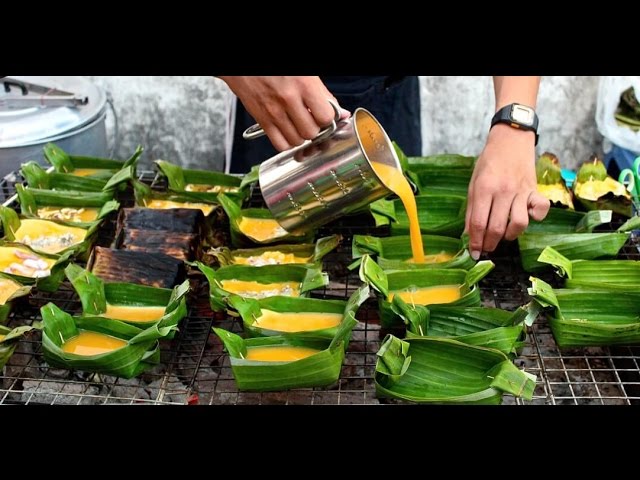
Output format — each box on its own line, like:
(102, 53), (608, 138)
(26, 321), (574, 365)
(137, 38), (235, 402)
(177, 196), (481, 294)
(0, 76), (107, 148)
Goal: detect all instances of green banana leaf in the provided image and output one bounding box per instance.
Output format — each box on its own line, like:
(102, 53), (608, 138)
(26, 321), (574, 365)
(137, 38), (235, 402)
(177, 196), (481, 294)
(0, 273), (32, 324)
(239, 164), (260, 190)
(405, 169), (472, 197)
(131, 180), (219, 217)
(65, 263), (189, 336)
(529, 277), (640, 347)
(517, 217), (640, 272)
(370, 194), (467, 237)
(212, 316), (357, 391)
(229, 284), (369, 340)
(538, 246), (640, 290)
(16, 184), (119, 228)
(350, 234), (475, 271)
(359, 255), (494, 327)
(209, 234), (341, 267)
(154, 160), (248, 203)
(0, 324), (35, 369)
(21, 161), (111, 192)
(391, 296), (538, 356)
(195, 261), (329, 311)
(0, 243), (73, 293)
(375, 334), (536, 404)
(526, 208), (612, 234)
(41, 303), (177, 379)
(218, 193), (315, 247)
(403, 151), (476, 174)
(44, 143), (142, 180)
(0, 206), (101, 259)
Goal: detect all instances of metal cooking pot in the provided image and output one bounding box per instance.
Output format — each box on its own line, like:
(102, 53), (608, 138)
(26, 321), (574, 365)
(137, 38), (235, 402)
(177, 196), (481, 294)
(247, 101), (402, 233)
(0, 76), (114, 179)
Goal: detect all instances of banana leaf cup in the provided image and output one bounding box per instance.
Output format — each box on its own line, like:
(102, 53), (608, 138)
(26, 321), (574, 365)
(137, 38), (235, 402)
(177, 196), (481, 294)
(0, 273), (32, 324)
(394, 143), (476, 173)
(212, 316), (357, 391)
(41, 303), (177, 379)
(538, 246), (640, 290)
(218, 193), (315, 247)
(0, 325), (35, 369)
(196, 261), (329, 311)
(391, 296), (539, 356)
(65, 263), (189, 338)
(529, 277), (640, 347)
(154, 160), (248, 204)
(228, 284), (369, 340)
(20, 161), (133, 193)
(518, 216), (640, 272)
(573, 156), (632, 217)
(369, 193), (467, 237)
(16, 184), (119, 227)
(536, 152), (575, 209)
(375, 334), (536, 404)
(0, 206), (101, 260)
(526, 208), (612, 234)
(131, 179), (219, 217)
(209, 234), (341, 267)
(351, 233), (474, 271)
(359, 255), (494, 327)
(44, 142), (142, 181)
(0, 243), (72, 293)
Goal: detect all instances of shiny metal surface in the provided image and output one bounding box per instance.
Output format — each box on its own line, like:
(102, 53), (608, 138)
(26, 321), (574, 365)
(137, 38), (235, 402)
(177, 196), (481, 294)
(259, 108), (400, 232)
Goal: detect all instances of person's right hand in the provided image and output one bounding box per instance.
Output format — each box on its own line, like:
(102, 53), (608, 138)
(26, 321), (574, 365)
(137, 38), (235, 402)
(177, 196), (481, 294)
(219, 76), (348, 152)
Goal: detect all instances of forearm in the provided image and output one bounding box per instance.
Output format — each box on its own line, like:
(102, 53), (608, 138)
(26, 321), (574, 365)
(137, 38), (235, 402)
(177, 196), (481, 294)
(492, 76), (541, 110)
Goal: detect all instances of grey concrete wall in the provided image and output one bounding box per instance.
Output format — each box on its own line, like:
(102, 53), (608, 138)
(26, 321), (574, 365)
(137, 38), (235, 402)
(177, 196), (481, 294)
(87, 76), (602, 171)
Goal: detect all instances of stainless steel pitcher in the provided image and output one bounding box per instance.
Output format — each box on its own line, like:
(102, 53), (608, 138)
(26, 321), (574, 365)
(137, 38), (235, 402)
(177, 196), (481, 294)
(244, 100), (401, 233)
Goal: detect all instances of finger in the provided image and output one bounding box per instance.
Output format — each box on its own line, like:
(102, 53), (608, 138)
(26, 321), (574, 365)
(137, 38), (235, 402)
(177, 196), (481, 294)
(287, 100), (322, 140)
(271, 112), (305, 148)
(527, 191), (551, 221)
(464, 181), (475, 235)
(261, 122), (292, 152)
(468, 190), (492, 260)
(304, 89), (338, 127)
(505, 193), (529, 241)
(483, 195), (513, 252)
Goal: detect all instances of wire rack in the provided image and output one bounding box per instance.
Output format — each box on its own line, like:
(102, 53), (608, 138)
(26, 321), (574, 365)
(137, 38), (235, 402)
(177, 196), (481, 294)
(1, 170), (639, 405)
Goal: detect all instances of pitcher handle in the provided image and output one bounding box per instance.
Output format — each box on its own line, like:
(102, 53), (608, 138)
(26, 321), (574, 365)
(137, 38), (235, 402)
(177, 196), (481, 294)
(243, 99), (341, 142)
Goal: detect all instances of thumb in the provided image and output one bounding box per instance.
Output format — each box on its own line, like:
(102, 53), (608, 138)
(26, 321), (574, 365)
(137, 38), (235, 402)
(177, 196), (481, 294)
(527, 191), (551, 221)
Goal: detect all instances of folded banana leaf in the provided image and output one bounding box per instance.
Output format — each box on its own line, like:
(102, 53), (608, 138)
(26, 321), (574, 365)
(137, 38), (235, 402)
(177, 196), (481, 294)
(21, 161), (111, 192)
(538, 246), (640, 290)
(529, 277), (640, 347)
(526, 208), (612, 234)
(16, 184), (119, 227)
(370, 194), (467, 237)
(209, 235), (341, 267)
(536, 152), (575, 209)
(65, 263), (189, 336)
(518, 217), (640, 272)
(375, 334), (536, 404)
(573, 156), (632, 217)
(0, 273), (32, 324)
(117, 207), (204, 234)
(44, 142), (142, 181)
(0, 206), (100, 258)
(218, 193), (315, 247)
(0, 324), (35, 369)
(132, 180), (218, 217)
(351, 234), (474, 271)
(212, 316), (357, 391)
(406, 169), (472, 197)
(0, 243), (72, 293)
(359, 255), (493, 327)
(154, 160), (248, 203)
(41, 303), (177, 379)
(229, 284), (369, 340)
(89, 247), (187, 289)
(391, 296), (538, 356)
(195, 261), (329, 311)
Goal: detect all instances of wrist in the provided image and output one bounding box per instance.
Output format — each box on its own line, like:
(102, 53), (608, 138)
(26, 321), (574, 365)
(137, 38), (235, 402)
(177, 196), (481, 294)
(487, 123), (536, 150)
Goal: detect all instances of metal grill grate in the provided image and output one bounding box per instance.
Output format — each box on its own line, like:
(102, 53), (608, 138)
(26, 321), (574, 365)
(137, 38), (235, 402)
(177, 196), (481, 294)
(0, 169), (639, 405)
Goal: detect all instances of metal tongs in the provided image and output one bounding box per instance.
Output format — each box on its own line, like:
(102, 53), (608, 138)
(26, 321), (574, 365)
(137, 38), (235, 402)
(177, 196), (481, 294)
(0, 76), (88, 109)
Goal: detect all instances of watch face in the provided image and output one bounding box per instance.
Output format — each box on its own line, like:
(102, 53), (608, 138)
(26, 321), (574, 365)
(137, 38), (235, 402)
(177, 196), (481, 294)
(511, 104), (535, 126)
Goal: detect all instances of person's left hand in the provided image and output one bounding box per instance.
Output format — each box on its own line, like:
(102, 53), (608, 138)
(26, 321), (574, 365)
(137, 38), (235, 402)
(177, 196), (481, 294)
(465, 124), (550, 260)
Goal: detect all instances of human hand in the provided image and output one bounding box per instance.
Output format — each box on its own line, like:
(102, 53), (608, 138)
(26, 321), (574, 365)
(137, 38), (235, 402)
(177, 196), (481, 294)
(220, 76), (350, 152)
(465, 124), (550, 260)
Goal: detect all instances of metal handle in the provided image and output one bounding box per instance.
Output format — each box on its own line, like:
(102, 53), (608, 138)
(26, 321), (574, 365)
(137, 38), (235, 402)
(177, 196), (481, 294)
(243, 99), (341, 141)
